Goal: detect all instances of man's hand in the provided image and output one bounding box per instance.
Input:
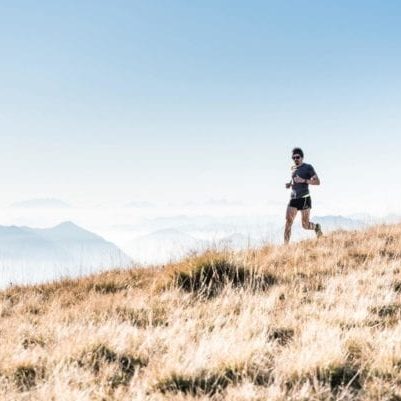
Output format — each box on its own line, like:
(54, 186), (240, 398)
(285, 182), (292, 189)
(293, 175), (306, 184)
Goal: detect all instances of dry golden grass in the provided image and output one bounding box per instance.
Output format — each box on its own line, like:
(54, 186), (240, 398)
(2, 224), (401, 400)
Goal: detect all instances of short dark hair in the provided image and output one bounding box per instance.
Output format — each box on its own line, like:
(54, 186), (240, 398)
(292, 147), (304, 158)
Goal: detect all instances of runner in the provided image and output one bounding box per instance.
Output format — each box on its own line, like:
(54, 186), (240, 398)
(284, 147), (322, 244)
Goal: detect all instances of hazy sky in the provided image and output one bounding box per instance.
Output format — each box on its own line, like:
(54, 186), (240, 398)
(1, 1), (400, 215)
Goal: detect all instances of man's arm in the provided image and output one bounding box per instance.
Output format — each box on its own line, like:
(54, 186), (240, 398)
(294, 174), (320, 184)
(286, 166), (297, 188)
(285, 175), (294, 188)
(306, 174), (320, 185)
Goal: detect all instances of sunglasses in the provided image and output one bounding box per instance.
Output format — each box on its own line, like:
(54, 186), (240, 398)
(292, 155), (301, 160)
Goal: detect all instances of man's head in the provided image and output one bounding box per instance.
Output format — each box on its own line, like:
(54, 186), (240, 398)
(292, 147), (304, 166)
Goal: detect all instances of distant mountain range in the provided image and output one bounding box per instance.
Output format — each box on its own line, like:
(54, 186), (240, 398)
(123, 214), (381, 265)
(1, 211), (399, 286)
(125, 201), (156, 208)
(126, 228), (208, 265)
(10, 198), (72, 209)
(183, 199), (245, 207)
(0, 222), (131, 287)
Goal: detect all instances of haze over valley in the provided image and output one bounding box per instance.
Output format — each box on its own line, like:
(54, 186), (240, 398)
(0, 198), (399, 287)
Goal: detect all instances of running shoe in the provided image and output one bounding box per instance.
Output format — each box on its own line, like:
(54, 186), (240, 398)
(315, 223), (323, 238)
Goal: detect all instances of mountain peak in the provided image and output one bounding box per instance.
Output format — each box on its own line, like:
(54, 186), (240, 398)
(39, 221), (102, 241)
(54, 221), (80, 229)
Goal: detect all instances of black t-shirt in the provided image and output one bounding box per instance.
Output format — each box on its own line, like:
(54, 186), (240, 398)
(291, 163), (316, 199)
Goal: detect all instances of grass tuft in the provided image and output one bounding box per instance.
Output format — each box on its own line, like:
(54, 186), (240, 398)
(13, 365), (43, 392)
(91, 282), (127, 294)
(393, 281), (401, 293)
(114, 305), (168, 327)
(267, 328), (294, 346)
(78, 343), (147, 388)
(156, 368), (239, 395)
(22, 336), (46, 349)
(170, 252), (276, 297)
(324, 365), (362, 392)
(78, 344), (118, 373)
(370, 304), (401, 318)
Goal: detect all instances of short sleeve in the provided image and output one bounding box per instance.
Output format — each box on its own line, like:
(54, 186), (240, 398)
(309, 165), (317, 178)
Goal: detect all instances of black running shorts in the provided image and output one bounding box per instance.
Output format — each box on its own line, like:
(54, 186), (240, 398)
(288, 196), (312, 210)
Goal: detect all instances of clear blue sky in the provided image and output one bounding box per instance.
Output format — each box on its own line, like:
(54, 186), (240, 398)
(1, 1), (400, 214)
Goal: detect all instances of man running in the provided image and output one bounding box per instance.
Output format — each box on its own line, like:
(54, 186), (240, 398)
(284, 147), (322, 244)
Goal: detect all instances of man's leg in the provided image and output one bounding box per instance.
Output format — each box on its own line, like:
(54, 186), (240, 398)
(301, 208), (316, 230)
(284, 206), (297, 244)
(301, 209), (323, 237)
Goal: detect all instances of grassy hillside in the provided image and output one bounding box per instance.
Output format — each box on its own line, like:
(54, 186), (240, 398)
(1, 224), (401, 400)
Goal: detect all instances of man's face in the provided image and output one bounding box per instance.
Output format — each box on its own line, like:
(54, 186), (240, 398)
(292, 154), (303, 166)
